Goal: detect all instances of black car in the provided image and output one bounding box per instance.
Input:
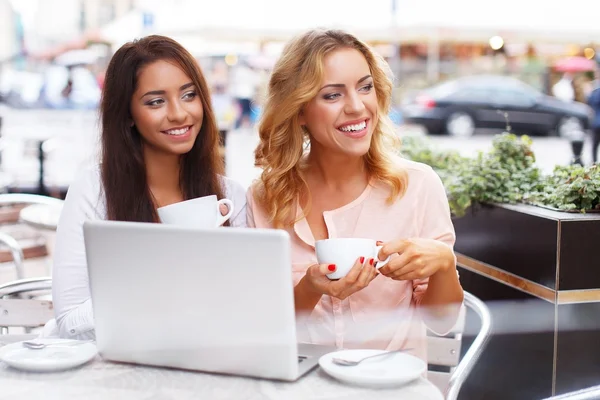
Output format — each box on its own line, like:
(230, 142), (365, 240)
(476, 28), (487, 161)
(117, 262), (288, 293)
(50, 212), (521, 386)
(401, 75), (593, 138)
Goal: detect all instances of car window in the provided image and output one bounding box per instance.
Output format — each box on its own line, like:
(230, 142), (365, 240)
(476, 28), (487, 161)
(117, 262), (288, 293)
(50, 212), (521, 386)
(493, 88), (536, 107)
(450, 87), (495, 102)
(427, 81), (459, 98)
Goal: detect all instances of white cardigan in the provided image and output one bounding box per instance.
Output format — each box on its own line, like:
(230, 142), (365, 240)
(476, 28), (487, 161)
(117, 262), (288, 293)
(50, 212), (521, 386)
(50, 166), (247, 339)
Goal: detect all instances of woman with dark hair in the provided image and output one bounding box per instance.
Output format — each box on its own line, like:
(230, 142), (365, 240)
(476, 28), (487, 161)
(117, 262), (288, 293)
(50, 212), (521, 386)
(49, 35), (247, 339)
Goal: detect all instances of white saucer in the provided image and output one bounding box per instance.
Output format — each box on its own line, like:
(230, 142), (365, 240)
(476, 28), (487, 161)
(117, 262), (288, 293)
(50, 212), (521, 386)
(0, 339), (98, 372)
(319, 349), (426, 388)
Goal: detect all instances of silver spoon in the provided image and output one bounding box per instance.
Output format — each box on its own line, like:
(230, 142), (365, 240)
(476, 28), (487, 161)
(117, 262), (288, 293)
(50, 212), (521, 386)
(22, 340), (94, 350)
(331, 348), (415, 366)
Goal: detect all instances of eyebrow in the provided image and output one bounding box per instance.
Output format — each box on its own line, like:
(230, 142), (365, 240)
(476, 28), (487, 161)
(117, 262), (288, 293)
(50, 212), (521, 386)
(319, 75), (372, 91)
(140, 82), (195, 99)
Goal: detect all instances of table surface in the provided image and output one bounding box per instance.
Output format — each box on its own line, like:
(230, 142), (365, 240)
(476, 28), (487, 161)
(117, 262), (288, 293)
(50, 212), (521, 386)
(0, 357), (444, 400)
(18, 203), (63, 231)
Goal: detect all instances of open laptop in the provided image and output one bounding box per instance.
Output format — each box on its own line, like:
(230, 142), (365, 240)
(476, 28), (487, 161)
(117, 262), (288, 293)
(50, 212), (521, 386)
(83, 220), (334, 381)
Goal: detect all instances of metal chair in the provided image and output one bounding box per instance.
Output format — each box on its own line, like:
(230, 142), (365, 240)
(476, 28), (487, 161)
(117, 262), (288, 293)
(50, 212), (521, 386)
(0, 231), (25, 279)
(541, 385), (600, 400)
(445, 291), (492, 400)
(0, 277), (53, 338)
(0, 193), (63, 278)
(426, 304), (466, 391)
(426, 291), (492, 398)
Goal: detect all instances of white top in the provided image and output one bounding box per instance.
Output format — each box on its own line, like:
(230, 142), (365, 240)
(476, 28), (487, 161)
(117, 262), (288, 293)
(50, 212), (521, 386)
(552, 77), (575, 102)
(49, 166), (247, 340)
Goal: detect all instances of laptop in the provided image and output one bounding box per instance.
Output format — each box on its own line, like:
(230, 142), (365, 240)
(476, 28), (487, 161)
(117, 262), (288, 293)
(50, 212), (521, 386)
(83, 220), (334, 381)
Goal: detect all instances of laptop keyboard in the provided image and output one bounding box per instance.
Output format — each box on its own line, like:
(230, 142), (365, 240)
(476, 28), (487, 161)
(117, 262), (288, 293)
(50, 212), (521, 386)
(298, 355), (308, 364)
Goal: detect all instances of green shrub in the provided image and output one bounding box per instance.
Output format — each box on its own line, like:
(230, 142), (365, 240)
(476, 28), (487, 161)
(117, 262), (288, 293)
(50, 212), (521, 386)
(400, 133), (599, 216)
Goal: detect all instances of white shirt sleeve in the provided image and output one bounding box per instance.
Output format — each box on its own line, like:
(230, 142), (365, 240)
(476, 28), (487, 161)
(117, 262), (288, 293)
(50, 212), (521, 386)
(222, 176), (248, 228)
(51, 166), (104, 340)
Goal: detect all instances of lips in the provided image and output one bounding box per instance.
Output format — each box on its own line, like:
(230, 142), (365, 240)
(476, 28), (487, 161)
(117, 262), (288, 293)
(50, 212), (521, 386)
(162, 126), (191, 136)
(337, 119), (369, 138)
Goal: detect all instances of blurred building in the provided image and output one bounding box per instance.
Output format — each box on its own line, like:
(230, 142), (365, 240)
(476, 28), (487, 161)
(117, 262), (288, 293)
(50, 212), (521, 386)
(81, 0), (134, 30)
(0, 0), (19, 62)
(28, 0), (133, 53)
(4, 0), (599, 104)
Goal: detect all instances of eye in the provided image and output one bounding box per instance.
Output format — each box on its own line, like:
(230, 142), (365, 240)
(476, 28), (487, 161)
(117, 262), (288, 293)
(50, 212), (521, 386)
(360, 83), (374, 92)
(323, 93), (341, 100)
(182, 91), (197, 100)
(145, 98), (164, 107)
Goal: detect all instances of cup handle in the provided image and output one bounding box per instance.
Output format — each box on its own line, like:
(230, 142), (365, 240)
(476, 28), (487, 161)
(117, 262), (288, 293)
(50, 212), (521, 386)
(374, 245), (390, 269)
(216, 199), (235, 226)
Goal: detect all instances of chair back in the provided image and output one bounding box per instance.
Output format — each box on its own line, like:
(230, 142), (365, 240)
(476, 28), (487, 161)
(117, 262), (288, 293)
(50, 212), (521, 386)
(0, 231), (25, 279)
(446, 292), (492, 400)
(0, 277), (53, 336)
(0, 194), (64, 279)
(426, 291), (492, 400)
(426, 305), (466, 392)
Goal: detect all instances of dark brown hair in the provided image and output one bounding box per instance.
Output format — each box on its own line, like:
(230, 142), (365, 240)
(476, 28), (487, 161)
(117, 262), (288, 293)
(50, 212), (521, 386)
(100, 35), (225, 222)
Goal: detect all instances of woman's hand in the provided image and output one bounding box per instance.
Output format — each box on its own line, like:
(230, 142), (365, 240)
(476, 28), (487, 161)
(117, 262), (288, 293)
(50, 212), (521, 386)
(302, 257), (379, 300)
(377, 238), (455, 281)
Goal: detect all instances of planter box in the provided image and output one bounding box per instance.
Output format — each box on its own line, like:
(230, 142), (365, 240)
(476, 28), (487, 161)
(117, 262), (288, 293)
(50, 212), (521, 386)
(455, 203), (600, 293)
(452, 203), (600, 400)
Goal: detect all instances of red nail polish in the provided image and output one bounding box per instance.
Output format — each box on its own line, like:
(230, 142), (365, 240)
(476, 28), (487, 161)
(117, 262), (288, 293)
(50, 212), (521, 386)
(360, 257), (365, 264)
(328, 264), (336, 272)
(369, 259), (374, 265)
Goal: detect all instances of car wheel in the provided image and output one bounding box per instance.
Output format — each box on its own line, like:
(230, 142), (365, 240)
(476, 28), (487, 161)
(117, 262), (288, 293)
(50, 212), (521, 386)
(446, 112), (475, 138)
(556, 116), (584, 139)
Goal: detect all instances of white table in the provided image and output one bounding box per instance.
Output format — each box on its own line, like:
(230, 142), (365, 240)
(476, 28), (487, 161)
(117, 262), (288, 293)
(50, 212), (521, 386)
(18, 203), (63, 231)
(0, 357), (444, 400)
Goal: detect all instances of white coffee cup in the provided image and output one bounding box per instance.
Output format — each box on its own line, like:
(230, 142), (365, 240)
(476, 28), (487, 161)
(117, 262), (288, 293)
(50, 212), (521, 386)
(157, 195), (234, 228)
(315, 238), (391, 280)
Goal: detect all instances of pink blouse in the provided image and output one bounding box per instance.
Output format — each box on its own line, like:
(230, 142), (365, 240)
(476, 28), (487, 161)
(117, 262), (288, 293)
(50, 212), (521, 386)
(246, 158), (457, 362)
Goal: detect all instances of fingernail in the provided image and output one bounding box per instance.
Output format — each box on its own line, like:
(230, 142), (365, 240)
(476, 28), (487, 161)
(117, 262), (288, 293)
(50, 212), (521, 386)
(376, 241), (383, 245)
(328, 264), (336, 272)
(369, 259), (374, 266)
(359, 256), (365, 264)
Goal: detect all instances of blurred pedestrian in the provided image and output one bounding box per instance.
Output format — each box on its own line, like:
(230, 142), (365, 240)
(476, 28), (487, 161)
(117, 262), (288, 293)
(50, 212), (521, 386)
(552, 72), (575, 102)
(230, 60), (258, 129)
(211, 83), (236, 146)
(587, 83), (600, 164)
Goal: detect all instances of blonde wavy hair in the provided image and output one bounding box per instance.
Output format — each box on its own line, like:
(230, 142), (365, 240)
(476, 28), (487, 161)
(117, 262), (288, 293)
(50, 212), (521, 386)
(254, 29), (408, 228)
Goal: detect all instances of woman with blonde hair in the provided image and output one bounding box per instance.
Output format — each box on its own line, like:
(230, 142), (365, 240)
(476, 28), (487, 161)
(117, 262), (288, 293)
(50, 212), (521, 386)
(247, 29), (463, 358)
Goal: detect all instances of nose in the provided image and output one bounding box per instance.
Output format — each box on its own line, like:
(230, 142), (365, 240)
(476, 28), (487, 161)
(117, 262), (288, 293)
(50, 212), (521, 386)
(167, 99), (187, 123)
(344, 92), (366, 114)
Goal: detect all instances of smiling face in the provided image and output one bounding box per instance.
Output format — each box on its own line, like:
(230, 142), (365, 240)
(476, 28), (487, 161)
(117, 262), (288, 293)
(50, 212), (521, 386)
(299, 47), (378, 158)
(130, 59), (204, 159)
